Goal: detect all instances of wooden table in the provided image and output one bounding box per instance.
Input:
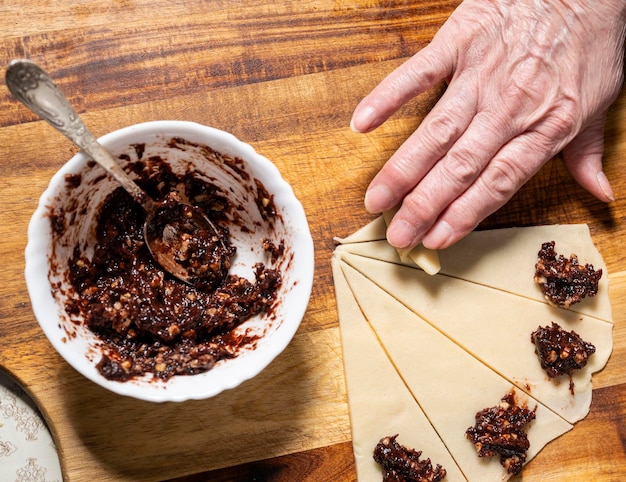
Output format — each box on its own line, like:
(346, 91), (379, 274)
(1, 1), (624, 480)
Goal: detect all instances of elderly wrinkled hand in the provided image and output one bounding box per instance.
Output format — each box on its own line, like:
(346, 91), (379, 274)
(351, 0), (625, 250)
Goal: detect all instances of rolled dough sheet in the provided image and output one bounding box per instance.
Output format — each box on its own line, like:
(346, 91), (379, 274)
(340, 261), (573, 481)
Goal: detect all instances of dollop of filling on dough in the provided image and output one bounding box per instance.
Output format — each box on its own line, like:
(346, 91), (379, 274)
(534, 241), (602, 308)
(465, 391), (537, 475)
(531, 322), (596, 389)
(373, 435), (447, 482)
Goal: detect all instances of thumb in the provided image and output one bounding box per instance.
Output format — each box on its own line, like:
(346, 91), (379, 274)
(562, 114), (614, 202)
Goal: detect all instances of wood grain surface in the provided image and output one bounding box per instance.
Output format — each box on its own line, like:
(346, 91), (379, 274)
(1, 1), (624, 481)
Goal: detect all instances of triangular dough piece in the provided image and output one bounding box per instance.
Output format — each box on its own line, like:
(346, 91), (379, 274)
(341, 261), (573, 481)
(333, 216), (386, 244)
(334, 239), (402, 264)
(437, 225), (611, 321)
(337, 222), (611, 321)
(339, 252), (612, 424)
(331, 257), (466, 481)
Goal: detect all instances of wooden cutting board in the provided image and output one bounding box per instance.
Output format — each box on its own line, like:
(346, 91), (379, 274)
(1, 1), (625, 480)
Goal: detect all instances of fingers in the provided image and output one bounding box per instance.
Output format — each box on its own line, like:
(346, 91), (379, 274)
(389, 112), (615, 251)
(382, 108), (516, 248)
(364, 81), (479, 215)
(419, 131), (554, 249)
(351, 41), (453, 134)
(563, 113), (614, 202)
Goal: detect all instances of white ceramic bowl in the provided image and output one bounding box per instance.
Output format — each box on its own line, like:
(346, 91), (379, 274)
(25, 121), (314, 402)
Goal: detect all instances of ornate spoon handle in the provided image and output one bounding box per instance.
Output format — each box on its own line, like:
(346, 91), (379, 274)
(5, 59), (152, 210)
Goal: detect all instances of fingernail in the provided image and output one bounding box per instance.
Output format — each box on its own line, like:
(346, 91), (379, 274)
(422, 220), (453, 249)
(350, 106), (377, 133)
(597, 171), (615, 202)
(387, 219), (417, 249)
(364, 184), (395, 213)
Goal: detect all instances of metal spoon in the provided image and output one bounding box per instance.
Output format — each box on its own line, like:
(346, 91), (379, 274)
(6, 59), (230, 290)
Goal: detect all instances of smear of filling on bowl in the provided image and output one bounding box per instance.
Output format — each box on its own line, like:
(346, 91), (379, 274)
(52, 140), (283, 382)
